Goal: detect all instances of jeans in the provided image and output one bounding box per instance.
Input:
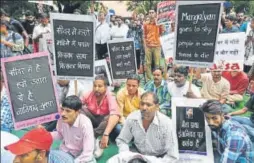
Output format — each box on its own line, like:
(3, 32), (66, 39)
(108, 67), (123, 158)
(110, 123), (122, 141)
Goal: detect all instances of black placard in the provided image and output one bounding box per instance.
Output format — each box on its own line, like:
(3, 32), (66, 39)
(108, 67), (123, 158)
(52, 19), (94, 78)
(4, 56), (58, 122)
(175, 3), (221, 66)
(108, 40), (137, 80)
(176, 107), (207, 155)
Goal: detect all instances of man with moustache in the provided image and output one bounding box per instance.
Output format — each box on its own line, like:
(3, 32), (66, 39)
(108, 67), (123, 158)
(200, 100), (254, 163)
(195, 68), (231, 113)
(167, 66), (201, 98)
(107, 92), (178, 163)
(81, 76), (120, 158)
(144, 68), (171, 115)
(51, 95), (96, 163)
(110, 16), (129, 40)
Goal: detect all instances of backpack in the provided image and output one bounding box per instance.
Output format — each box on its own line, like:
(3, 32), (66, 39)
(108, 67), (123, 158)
(12, 32), (31, 55)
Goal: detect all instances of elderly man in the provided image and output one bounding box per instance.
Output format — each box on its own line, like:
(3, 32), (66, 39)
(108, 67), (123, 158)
(144, 68), (171, 115)
(195, 68), (231, 113)
(107, 92), (178, 163)
(168, 66), (201, 98)
(200, 100), (254, 163)
(81, 76), (120, 158)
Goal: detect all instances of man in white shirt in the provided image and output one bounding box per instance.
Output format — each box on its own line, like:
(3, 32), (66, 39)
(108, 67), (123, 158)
(108, 92), (178, 163)
(110, 16), (129, 40)
(168, 66), (201, 98)
(32, 13), (51, 53)
(95, 11), (111, 59)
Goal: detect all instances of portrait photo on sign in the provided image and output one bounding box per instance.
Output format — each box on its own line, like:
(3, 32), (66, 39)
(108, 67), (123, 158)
(95, 59), (112, 86)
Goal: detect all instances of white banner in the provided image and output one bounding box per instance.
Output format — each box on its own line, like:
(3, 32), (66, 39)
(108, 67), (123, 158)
(29, 0), (54, 6)
(160, 33), (174, 64)
(172, 98), (214, 163)
(213, 32), (246, 71)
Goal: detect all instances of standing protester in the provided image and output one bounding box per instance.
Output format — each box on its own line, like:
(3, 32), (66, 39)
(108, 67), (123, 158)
(110, 16), (129, 40)
(143, 9), (164, 80)
(244, 18), (254, 72)
(32, 13), (50, 53)
(127, 19), (144, 71)
(0, 20), (24, 58)
(22, 10), (36, 52)
(221, 15), (240, 33)
(200, 100), (254, 163)
(0, 8), (29, 47)
(236, 12), (248, 32)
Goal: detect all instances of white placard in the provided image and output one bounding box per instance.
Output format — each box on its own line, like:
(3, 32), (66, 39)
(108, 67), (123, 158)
(172, 97), (214, 163)
(29, 0), (54, 6)
(95, 59), (112, 86)
(213, 32), (246, 71)
(160, 33), (175, 64)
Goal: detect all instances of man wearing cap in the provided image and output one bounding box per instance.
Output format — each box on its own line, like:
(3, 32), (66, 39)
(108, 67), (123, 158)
(5, 128), (74, 163)
(1, 20), (24, 58)
(32, 13), (51, 53)
(200, 100), (254, 163)
(51, 95), (96, 163)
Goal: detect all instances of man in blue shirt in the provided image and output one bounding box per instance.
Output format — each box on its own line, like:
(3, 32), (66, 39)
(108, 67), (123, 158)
(200, 100), (254, 163)
(221, 15), (240, 33)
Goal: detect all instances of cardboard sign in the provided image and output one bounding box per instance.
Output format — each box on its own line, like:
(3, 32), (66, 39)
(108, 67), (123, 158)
(95, 59), (112, 86)
(1, 52), (60, 130)
(213, 32), (246, 71)
(50, 13), (95, 80)
(172, 98), (214, 163)
(174, 1), (222, 68)
(160, 33), (175, 64)
(157, 1), (176, 25)
(107, 39), (137, 82)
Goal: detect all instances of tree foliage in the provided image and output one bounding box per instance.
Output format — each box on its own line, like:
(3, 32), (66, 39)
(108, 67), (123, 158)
(126, 1), (161, 15)
(230, 0), (254, 16)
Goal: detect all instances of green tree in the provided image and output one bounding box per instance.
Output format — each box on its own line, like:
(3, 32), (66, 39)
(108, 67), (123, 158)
(230, 0), (254, 16)
(126, 1), (161, 15)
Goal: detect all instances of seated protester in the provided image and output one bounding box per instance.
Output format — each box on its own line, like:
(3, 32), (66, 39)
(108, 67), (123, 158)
(1, 20), (24, 58)
(195, 68), (231, 113)
(228, 94), (254, 140)
(51, 95), (95, 163)
(144, 68), (171, 115)
(200, 100), (254, 163)
(81, 76), (120, 158)
(167, 66), (201, 98)
(108, 92), (178, 163)
(5, 128), (74, 163)
(221, 15), (240, 33)
(222, 71), (249, 104)
(1, 72), (14, 132)
(117, 74), (144, 121)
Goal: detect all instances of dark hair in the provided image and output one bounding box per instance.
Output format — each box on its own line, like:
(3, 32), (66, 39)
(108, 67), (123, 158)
(128, 158), (147, 163)
(115, 15), (122, 20)
(225, 15), (236, 22)
(127, 74), (140, 83)
(141, 92), (159, 105)
(62, 95), (82, 111)
(153, 67), (164, 75)
(174, 66), (189, 77)
(25, 10), (33, 17)
(200, 100), (223, 114)
(38, 13), (48, 19)
(0, 8), (8, 17)
(94, 75), (108, 86)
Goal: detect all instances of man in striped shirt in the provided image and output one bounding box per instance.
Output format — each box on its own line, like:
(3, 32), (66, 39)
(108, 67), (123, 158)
(108, 92), (178, 163)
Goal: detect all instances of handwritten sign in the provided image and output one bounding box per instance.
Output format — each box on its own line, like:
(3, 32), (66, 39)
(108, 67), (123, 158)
(174, 1), (222, 67)
(1, 52), (60, 130)
(50, 13), (95, 80)
(95, 59), (112, 86)
(172, 98), (214, 163)
(157, 1), (176, 25)
(160, 33), (175, 64)
(213, 32), (245, 71)
(107, 39), (137, 81)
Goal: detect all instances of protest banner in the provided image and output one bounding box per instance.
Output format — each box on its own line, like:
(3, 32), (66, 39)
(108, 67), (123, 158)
(160, 33), (175, 64)
(172, 98), (214, 163)
(28, 0), (54, 6)
(50, 13), (95, 80)
(213, 32), (246, 71)
(157, 1), (176, 25)
(1, 52), (60, 130)
(107, 38), (137, 82)
(174, 1), (222, 68)
(95, 59), (112, 86)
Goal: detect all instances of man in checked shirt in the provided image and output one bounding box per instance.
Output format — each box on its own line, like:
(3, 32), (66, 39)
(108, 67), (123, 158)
(107, 91), (179, 163)
(200, 100), (254, 163)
